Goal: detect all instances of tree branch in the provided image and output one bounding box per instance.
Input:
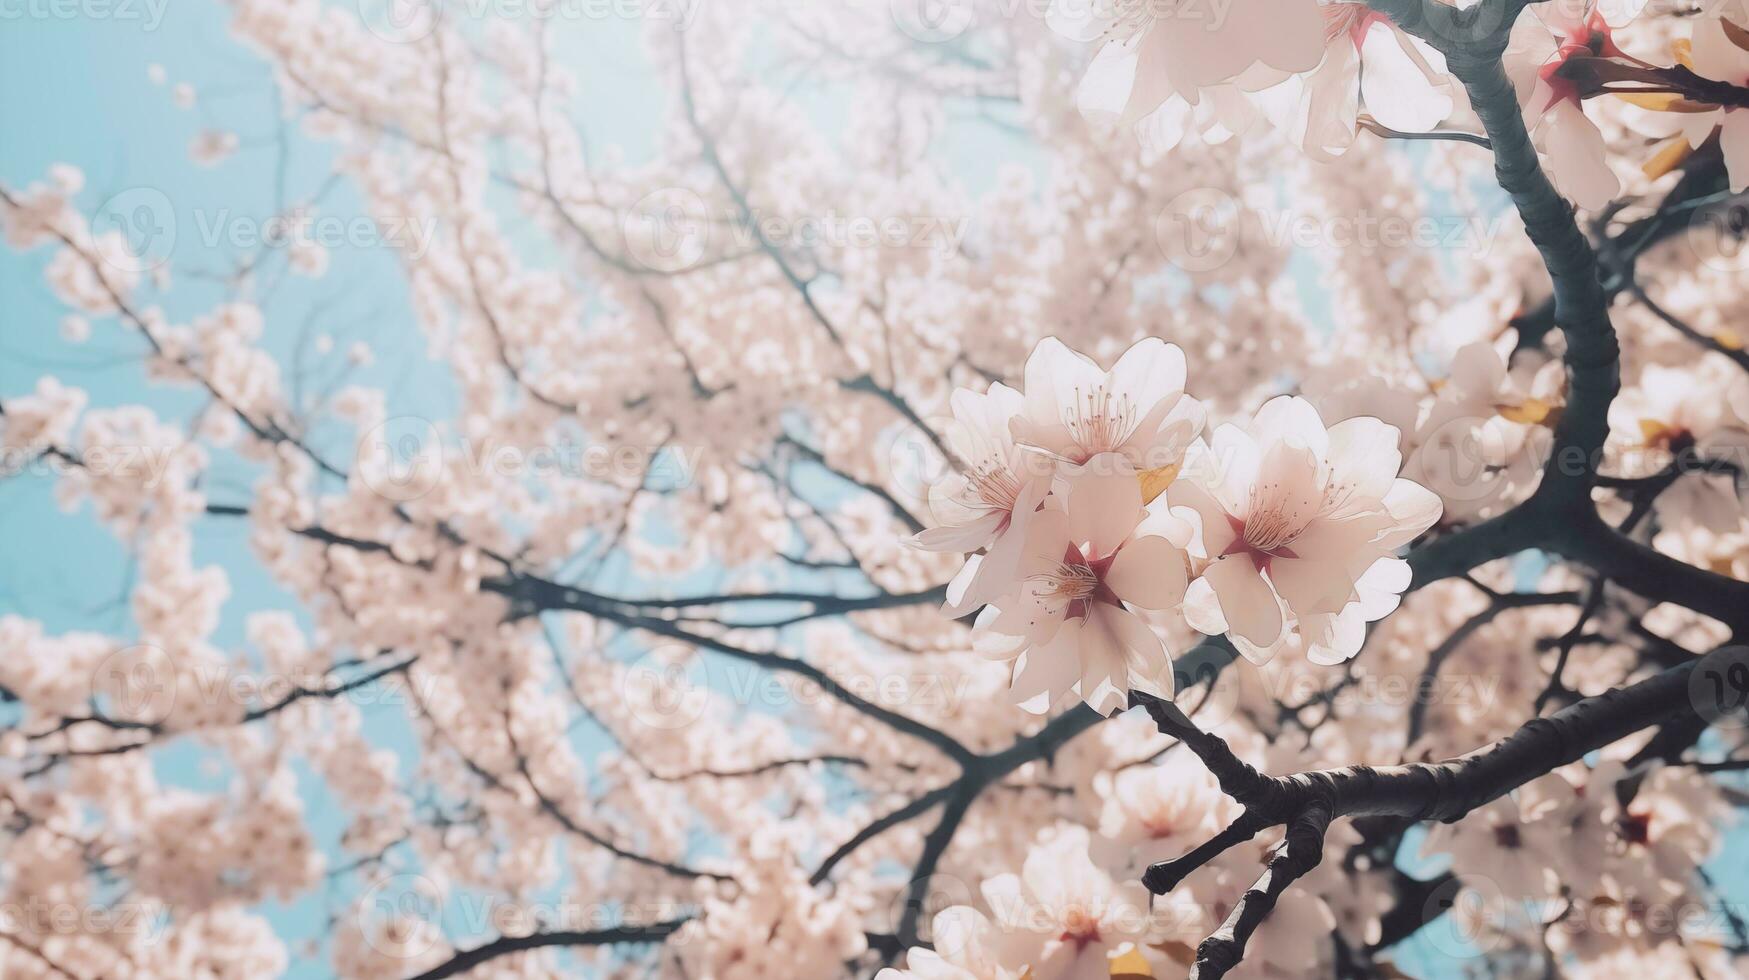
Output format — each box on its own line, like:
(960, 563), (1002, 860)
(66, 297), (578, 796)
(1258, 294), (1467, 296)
(405, 920), (688, 980)
(1133, 655), (1709, 978)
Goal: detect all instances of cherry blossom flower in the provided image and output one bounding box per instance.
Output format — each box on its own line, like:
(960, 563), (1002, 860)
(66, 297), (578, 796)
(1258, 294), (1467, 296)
(1048, 0), (1326, 132)
(1685, 13), (1749, 191)
(1255, 1), (1453, 159)
(1420, 794), (1570, 899)
(873, 907), (1037, 980)
(912, 382), (1054, 614)
(1093, 751), (1239, 872)
(976, 454), (1190, 714)
(1125, 84), (1270, 154)
(1504, 0), (1641, 209)
(190, 129), (240, 167)
(1169, 396), (1442, 661)
(979, 824), (1154, 980)
(1011, 337), (1205, 491)
(1406, 333), (1565, 521)
(0, 376), (86, 452)
(1607, 360), (1749, 532)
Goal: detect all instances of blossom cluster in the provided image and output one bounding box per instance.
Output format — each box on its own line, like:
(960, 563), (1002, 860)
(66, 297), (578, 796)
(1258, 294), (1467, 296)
(876, 746), (1738, 980)
(914, 338), (1442, 714)
(1052, 0), (1749, 206)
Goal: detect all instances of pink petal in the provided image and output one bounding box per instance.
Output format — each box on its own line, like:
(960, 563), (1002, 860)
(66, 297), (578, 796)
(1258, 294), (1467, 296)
(1065, 453), (1145, 558)
(1105, 534), (1188, 609)
(1267, 556), (1355, 617)
(1360, 23), (1452, 132)
(1204, 554), (1285, 647)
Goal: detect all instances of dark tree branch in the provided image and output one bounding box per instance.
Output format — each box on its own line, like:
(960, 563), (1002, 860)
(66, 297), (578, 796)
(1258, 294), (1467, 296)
(1193, 803), (1333, 980)
(1140, 810), (1269, 894)
(404, 920), (688, 980)
(1132, 655), (1711, 978)
(1628, 281), (1749, 375)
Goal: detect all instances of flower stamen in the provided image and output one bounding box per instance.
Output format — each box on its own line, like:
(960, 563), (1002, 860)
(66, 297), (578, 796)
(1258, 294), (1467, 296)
(1064, 384), (1139, 458)
(1098, 0), (1159, 44)
(965, 455), (1023, 511)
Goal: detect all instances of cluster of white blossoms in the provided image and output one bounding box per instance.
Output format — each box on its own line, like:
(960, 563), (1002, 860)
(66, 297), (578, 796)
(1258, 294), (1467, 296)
(915, 339), (1442, 713)
(1051, 0), (1749, 203)
(873, 825), (1160, 980)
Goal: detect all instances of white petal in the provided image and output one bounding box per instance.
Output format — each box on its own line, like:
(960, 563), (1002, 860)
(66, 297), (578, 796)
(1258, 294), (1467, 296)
(1377, 478), (1444, 548)
(1268, 556), (1354, 617)
(1541, 101), (1619, 211)
(1203, 555), (1284, 647)
(1253, 395), (1329, 455)
(1018, 338), (1102, 457)
(1166, 477), (1238, 557)
(1066, 454), (1145, 558)
(1077, 608), (1132, 715)
(1692, 17), (1749, 80)
(1047, 0), (1115, 41)
(1325, 414), (1403, 504)
(1360, 23), (1452, 132)
(1304, 605), (1366, 665)
(1290, 45), (1363, 160)
(912, 510), (1005, 553)
(1166, 0), (1324, 90)
(1136, 96), (1193, 154)
(1203, 424), (1261, 514)
(1182, 575), (1229, 636)
(1105, 534), (1188, 609)
(1077, 40), (1143, 124)
(942, 554), (985, 615)
(1358, 554), (1412, 596)
(1119, 33), (1181, 125)
(1109, 339), (1185, 404)
(1599, 0), (1647, 28)
(1722, 114), (1749, 194)
(1011, 625), (1083, 708)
